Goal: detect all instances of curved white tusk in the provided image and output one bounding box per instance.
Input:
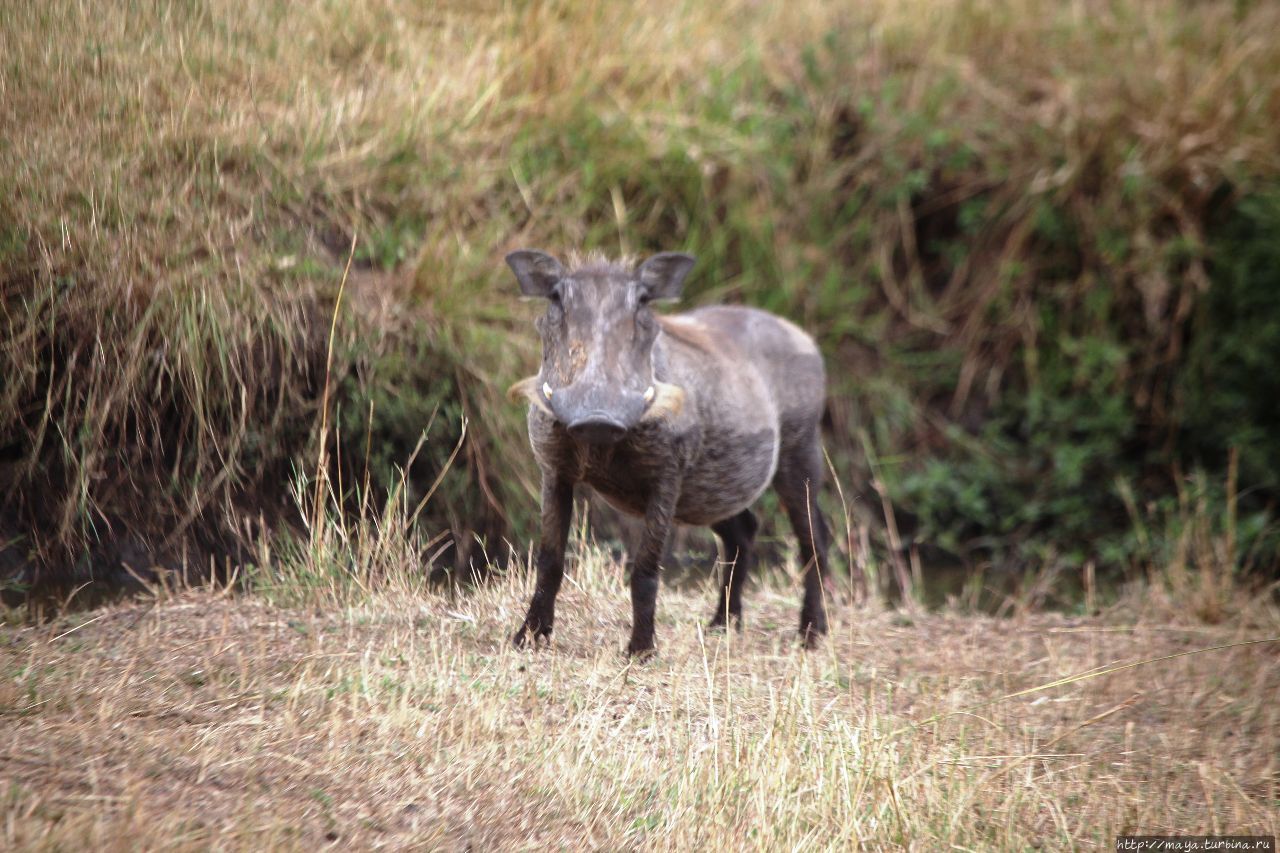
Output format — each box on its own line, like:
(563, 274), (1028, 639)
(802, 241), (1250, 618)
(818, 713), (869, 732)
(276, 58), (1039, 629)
(643, 385), (655, 403)
(542, 382), (554, 400)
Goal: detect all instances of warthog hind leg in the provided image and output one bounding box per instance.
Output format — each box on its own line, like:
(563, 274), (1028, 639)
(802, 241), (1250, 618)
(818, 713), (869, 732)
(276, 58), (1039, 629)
(774, 433), (832, 647)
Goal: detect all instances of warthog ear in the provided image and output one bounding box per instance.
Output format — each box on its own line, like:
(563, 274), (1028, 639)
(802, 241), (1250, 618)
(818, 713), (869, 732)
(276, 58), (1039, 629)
(505, 249), (566, 298)
(637, 252), (695, 302)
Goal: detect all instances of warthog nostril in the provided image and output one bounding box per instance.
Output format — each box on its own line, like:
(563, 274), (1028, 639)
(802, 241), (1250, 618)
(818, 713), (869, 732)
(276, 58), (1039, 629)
(566, 415), (627, 446)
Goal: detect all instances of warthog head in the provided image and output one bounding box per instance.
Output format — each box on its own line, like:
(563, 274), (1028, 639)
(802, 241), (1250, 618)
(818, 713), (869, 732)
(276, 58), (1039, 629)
(506, 249), (695, 445)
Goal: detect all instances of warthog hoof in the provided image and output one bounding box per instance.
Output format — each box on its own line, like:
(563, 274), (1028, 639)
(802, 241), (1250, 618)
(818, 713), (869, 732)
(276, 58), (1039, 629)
(706, 611), (742, 632)
(799, 619), (828, 649)
(626, 638), (657, 660)
(512, 622), (552, 649)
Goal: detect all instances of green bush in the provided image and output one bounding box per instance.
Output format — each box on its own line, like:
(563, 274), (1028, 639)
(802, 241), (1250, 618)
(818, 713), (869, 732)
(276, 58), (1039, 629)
(1182, 191), (1280, 498)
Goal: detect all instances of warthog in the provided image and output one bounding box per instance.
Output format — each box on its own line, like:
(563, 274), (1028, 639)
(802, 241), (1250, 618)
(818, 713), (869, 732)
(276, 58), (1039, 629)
(506, 249), (832, 656)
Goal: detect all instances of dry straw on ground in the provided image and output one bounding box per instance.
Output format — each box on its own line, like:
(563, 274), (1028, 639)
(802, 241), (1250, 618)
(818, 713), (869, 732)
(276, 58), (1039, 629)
(2, 553), (1276, 850)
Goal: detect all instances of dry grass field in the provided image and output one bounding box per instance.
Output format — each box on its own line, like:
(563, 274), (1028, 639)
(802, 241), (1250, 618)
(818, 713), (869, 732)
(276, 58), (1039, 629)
(2, 544), (1277, 850)
(4, 0), (1280, 849)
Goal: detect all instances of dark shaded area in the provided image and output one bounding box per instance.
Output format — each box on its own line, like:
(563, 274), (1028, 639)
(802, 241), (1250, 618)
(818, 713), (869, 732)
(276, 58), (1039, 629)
(0, 259), (506, 606)
(1180, 191), (1280, 500)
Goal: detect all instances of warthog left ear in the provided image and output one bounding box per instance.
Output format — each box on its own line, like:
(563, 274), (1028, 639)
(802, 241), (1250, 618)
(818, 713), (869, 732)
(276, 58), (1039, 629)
(507, 376), (554, 415)
(637, 252), (695, 302)
(506, 250), (566, 298)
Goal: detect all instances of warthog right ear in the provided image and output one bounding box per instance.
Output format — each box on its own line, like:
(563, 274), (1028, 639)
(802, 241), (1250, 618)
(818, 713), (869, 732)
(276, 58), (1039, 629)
(505, 250), (566, 298)
(637, 252), (696, 302)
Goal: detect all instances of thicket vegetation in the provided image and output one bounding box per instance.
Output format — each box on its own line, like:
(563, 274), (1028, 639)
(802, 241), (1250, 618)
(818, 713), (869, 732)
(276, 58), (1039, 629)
(3, 0), (1279, 595)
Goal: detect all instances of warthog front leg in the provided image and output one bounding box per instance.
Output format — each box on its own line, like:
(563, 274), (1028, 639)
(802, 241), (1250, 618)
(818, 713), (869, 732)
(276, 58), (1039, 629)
(513, 475), (574, 648)
(627, 478), (680, 658)
(708, 508), (759, 629)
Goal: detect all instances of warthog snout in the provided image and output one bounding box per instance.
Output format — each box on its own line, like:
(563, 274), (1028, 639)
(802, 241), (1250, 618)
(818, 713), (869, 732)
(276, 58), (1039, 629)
(566, 414), (627, 445)
(549, 382), (650, 445)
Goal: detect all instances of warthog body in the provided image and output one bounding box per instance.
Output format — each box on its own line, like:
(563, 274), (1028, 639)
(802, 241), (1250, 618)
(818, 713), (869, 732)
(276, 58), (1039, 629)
(506, 250), (832, 655)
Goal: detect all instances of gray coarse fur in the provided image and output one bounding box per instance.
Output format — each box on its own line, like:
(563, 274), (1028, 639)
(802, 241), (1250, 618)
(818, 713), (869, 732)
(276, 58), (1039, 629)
(506, 249), (833, 656)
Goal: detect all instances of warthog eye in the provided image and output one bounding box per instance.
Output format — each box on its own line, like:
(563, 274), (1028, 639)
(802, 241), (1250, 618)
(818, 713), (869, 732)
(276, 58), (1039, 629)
(546, 288), (564, 321)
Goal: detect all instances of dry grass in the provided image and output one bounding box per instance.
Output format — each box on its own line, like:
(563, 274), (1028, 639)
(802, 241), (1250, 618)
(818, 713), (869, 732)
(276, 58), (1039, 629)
(2, 547), (1276, 850)
(4, 4), (1280, 844)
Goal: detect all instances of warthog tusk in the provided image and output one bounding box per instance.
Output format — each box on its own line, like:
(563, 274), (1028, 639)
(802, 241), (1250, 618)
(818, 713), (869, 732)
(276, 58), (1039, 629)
(543, 382), (554, 400)
(507, 376), (554, 415)
(639, 382), (685, 421)
(643, 386), (655, 403)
